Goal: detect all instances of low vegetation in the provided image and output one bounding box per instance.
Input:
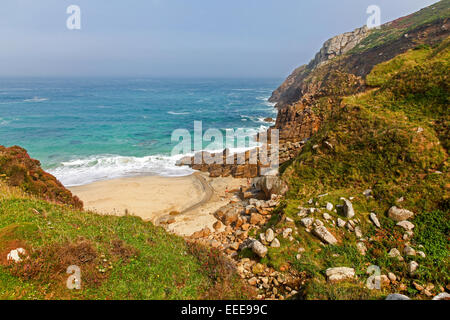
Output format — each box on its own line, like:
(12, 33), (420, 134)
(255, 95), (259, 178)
(267, 39), (449, 299)
(0, 181), (252, 300)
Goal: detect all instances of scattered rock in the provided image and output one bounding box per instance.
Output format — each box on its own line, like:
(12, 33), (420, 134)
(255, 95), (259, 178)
(7, 248), (27, 263)
(248, 277), (258, 286)
(323, 213), (332, 220)
(408, 261), (419, 276)
(265, 228), (275, 243)
(388, 272), (397, 282)
(313, 226), (338, 245)
(403, 246), (416, 256)
(342, 198), (355, 219)
(251, 240), (268, 258)
(369, 212), (381, 228)
(326, 202), (333, 211)
(337, 218), (346, 228)
(388, 248), (404, 261)
(301, 217), (314, 228)
(325, 267), (355, 282)
(417, 251), (426, 258)
(397, 221), (415, 231)
(388, 206), (414, 222)
(270, 238), (281, 248)
(250, 213), (264, 225)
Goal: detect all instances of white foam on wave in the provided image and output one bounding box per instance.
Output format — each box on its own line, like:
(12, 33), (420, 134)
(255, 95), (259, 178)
(49, 141), (265, 187)
(24, 97), (49, 103)
(167, 111), (190, 115)
(48, 154), (195, 187)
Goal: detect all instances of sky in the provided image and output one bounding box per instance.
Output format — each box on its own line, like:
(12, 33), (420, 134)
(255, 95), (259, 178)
(0, 0), (440, 78)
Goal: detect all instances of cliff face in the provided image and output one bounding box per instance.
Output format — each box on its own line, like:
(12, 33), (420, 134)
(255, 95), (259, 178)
(269, 26), (369, 104)
(270, 1), (450, 148)
(0, 145), (83, 209)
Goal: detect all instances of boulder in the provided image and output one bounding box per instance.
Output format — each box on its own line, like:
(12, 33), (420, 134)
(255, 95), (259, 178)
(253, 176), (288, 199)
(369, 212), (381, 228)
(388, 206), (414, 222)
(397, 221), (415, 231)
(313, 226), (338, 245)
(301, 217), (314, 228)
(403, 246), (416, 256)
(250, 213), (264, 225)
(337, 218), (346, 228)
(388, 248), (404, 261)
(326, 202), (333, 211)
(408, 261), (419, 276)
(270, 238), (281, 248)
(325, 267), (355, 282)
(342, 198), (355, 218)
(251, 240), (268, 258)
(265, 228), (275, 243)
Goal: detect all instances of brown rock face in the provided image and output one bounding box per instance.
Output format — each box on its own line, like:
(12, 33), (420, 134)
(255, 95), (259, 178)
(0, 145), (83, 209)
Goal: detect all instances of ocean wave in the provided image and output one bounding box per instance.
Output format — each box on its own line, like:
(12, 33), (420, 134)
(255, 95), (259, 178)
(48, 154), (196, 187)
(167, 111), (191, 115)
(23, 97), (49, 103)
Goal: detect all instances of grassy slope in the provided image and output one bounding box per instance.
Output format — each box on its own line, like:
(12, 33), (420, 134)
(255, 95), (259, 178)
(266, 39), (449, 299)
(0, 182), (251, 300)
(351, 0), (450, 54)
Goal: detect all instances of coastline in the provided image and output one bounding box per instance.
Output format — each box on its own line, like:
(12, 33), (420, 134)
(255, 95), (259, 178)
(69, 172), (248, 236)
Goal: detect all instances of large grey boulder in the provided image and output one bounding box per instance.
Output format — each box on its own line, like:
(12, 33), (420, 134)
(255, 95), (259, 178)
(388, 206), (414, 222)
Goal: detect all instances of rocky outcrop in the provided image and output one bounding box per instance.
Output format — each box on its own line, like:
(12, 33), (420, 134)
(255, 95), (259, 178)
(0, 145), (83, 209)
(268, 11), (450, 161)
(311, 26), (369, 69)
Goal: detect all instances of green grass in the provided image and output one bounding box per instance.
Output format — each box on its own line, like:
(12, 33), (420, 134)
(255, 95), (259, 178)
(350, 0), (450, 54)
(0, 183), (251, 300)
(261, 35), (449, 300)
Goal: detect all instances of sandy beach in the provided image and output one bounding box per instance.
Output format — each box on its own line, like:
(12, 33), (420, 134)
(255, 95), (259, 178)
(69, 173), (248, 236)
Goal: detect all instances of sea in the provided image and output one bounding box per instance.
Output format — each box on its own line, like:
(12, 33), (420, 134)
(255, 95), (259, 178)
(0, 78), (280, 186)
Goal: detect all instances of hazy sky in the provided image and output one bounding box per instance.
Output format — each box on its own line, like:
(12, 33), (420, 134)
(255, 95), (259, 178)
(0, 0), (439, 78)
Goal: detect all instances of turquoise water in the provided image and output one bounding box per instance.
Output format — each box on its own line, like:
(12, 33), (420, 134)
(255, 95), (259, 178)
(0, 78), (280, 186)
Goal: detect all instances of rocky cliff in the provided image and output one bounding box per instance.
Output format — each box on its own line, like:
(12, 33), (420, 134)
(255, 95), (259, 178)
(0, 145), (83, 209)
(270, 1), (450, 151)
